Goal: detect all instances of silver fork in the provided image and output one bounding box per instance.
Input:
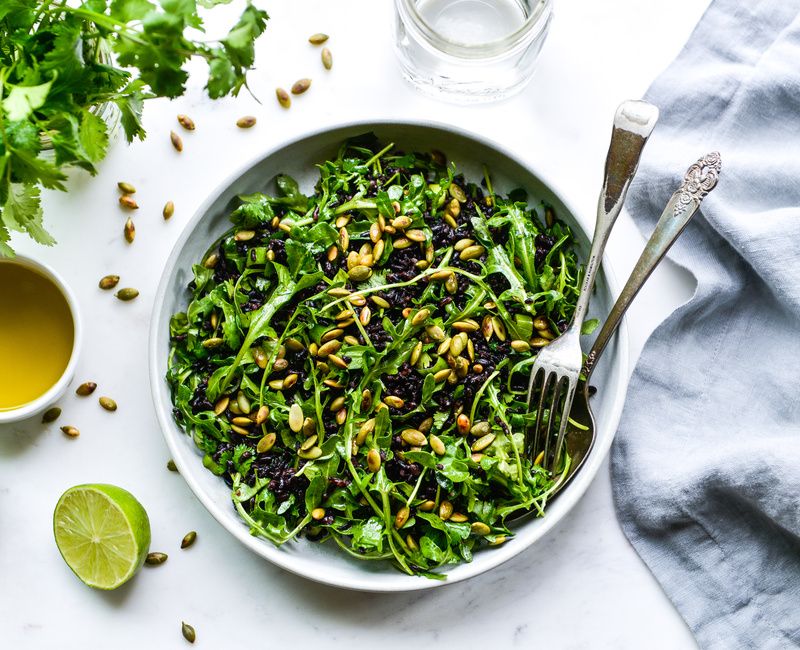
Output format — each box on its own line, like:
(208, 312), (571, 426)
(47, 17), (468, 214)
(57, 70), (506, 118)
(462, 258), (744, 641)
(525, 99), (659, 474)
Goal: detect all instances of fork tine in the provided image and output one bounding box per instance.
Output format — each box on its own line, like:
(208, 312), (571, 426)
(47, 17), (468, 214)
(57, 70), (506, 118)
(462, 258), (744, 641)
(530, 368), (553, 459)
(541, 374), (564, 469)
(549, 377), (578, 474)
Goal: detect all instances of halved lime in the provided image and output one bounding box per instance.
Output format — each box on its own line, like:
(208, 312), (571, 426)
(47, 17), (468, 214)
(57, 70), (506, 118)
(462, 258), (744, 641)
(53, 484), (151, 590)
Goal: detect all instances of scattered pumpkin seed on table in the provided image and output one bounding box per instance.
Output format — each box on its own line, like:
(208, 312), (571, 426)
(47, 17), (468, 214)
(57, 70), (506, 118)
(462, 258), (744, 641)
(163, 201), (175, 220)
(98, 275), (119, 290)
(165, 137), (587, 578)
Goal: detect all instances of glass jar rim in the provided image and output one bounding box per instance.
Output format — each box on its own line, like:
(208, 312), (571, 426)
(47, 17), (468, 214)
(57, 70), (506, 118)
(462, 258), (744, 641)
(397, 0), (551, 58)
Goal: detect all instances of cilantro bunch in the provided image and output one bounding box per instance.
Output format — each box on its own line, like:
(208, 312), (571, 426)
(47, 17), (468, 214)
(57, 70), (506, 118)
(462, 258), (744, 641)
(0, 0), (268, 255)
(167, 136), (587, 578)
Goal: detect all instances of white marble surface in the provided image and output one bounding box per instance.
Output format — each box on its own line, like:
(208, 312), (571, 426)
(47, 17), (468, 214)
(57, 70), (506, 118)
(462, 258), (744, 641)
(0, 0), (711, 646)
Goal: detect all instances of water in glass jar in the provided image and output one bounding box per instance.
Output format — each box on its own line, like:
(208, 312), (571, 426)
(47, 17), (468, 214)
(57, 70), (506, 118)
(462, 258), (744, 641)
(416, 0), (530, 44)
(393, 0), (553, 102)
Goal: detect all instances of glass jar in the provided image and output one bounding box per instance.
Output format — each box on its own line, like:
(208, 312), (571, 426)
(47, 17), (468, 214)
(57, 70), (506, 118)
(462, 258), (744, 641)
(393, 0), (554, 103)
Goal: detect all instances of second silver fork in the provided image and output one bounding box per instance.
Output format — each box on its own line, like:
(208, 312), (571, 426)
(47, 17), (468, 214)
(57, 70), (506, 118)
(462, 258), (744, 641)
(525, 99), (659, 473)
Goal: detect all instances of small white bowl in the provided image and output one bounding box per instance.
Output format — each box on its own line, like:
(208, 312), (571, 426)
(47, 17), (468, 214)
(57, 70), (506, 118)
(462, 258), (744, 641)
(0, 256), (82, 424)
(150, 120), (629, 592)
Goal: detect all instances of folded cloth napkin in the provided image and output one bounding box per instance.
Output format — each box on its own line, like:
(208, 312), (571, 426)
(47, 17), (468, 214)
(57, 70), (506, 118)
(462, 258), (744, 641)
(610, 1), (800, 648)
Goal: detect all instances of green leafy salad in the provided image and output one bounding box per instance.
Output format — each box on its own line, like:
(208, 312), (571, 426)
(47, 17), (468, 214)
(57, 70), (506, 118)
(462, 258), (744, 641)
(167, 136), (586, 578)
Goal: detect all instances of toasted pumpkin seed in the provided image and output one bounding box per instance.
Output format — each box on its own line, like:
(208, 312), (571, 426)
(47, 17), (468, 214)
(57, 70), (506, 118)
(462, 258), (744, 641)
(348, 265), (372, 282)
(308, 32), (329, 44)
(321, 47), (333, 70)
(283, 373), (298, 389)
(299, 446), (323, 460)
(98, 275), (119, 290)
(42, 407), (61, 423)
(231, 416), (252, 426)
(452, 319), (479, 332)
(276, 87), (291, 108)
(357, 418), (375, 445)
(123, 218), (135, 243)
(291, 78), (311, 94)
(454, 238), (474, 252)
(533, 316), (549, 331)
(406, 534), (419, 551)
(61, 425), (79, 438)
(433, 368), (452, 383)
(456, 413), (471, 435)
(371, 295), (390, 309)
(317, 339), (342, 358)
(401, 429), (427, 446)
(470, 421), (490, 437)
(328, 354), (348, 369)
(230, 424), (250, 435)
(181, 621), (196, 644)
(237, 391), (250, 413)
(145, 552), (168, 566)
(406, 229), (426, 242)
(481, 315), (494, 340)
(471, 433), (496, 452)
(99, 397), (117, 412)
(530, 337), (550, 348)
(410, 308), (430, 326)
(203, 253), (219, 269)
(437, 337), (451, 356)
(214, 397), (229, 415)
(446, 197), (461, 217)
(303, 417), (316, 436)
(311, 507), (326, 520)
(419, 500), (436, 512)
(429, 434), (445, 456)
(76, 382), (97, 396)
(119, 194), (138, 210)
(167, 459), (178, 472)
(181, 531), (197, 549)
(394, 506), (410, 529)
(384, 396), (404, 408)
(444, 214), (458, 228)
(162, 200), (175, 220)
(177, 114), (195, 130)
(257, 433), (277, 453)
(170, 131), (183, 152)
(491, 316), (507, 341)
(459, 245), (485, 261)
(255, 405), (270, 425)
(289, 402), (303, 433)
(251, 348), (267, 369)
(117, 181), (136, 194)
(329, 395), (345, 412)
(301, 434), (318, 451)
(449, 332), (467, 357)
(367, 448), (381, 473)
(285, 337), (305, 352)
(359, 305), (371, 326)
(234, 229), (255, 242)
(511, 339), (530, 353)
(439, 500), (453, 521)
(471, 522), (491, 536)
(449, 512), (468, 523)
(236, 115), (257, 129)
(202, 337), (223, 349)
(410, 340), (423, 366)
(449, 184), (467, 202)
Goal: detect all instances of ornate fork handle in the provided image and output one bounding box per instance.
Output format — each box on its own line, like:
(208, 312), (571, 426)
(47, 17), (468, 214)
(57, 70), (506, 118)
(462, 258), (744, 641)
(584, 151), (722, 377)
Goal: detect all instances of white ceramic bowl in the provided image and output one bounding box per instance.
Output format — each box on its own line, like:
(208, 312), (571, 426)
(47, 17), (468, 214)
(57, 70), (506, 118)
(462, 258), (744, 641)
(0, 255), (82, 424)
(149, 120), (629, 592)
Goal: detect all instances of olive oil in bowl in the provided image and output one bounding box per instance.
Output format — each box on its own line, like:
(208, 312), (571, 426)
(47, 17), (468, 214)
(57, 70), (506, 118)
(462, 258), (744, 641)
(0, 260), (75, 412)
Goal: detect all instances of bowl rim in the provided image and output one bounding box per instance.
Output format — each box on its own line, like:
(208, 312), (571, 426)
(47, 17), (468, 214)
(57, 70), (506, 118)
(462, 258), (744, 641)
(148, 118), (629, 592)
(0, 254), (82, 423)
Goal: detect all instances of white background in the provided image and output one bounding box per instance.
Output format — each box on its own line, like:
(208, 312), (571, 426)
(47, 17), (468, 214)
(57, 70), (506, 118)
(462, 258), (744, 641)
(0, 0), (711, 647)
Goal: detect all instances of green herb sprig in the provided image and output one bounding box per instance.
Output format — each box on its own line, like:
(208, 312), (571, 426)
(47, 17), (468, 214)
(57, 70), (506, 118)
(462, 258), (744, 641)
(0, 0), (268, 255)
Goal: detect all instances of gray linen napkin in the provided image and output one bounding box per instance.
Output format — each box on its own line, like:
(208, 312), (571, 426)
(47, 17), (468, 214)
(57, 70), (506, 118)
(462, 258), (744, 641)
(610, 1), (800, 648)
